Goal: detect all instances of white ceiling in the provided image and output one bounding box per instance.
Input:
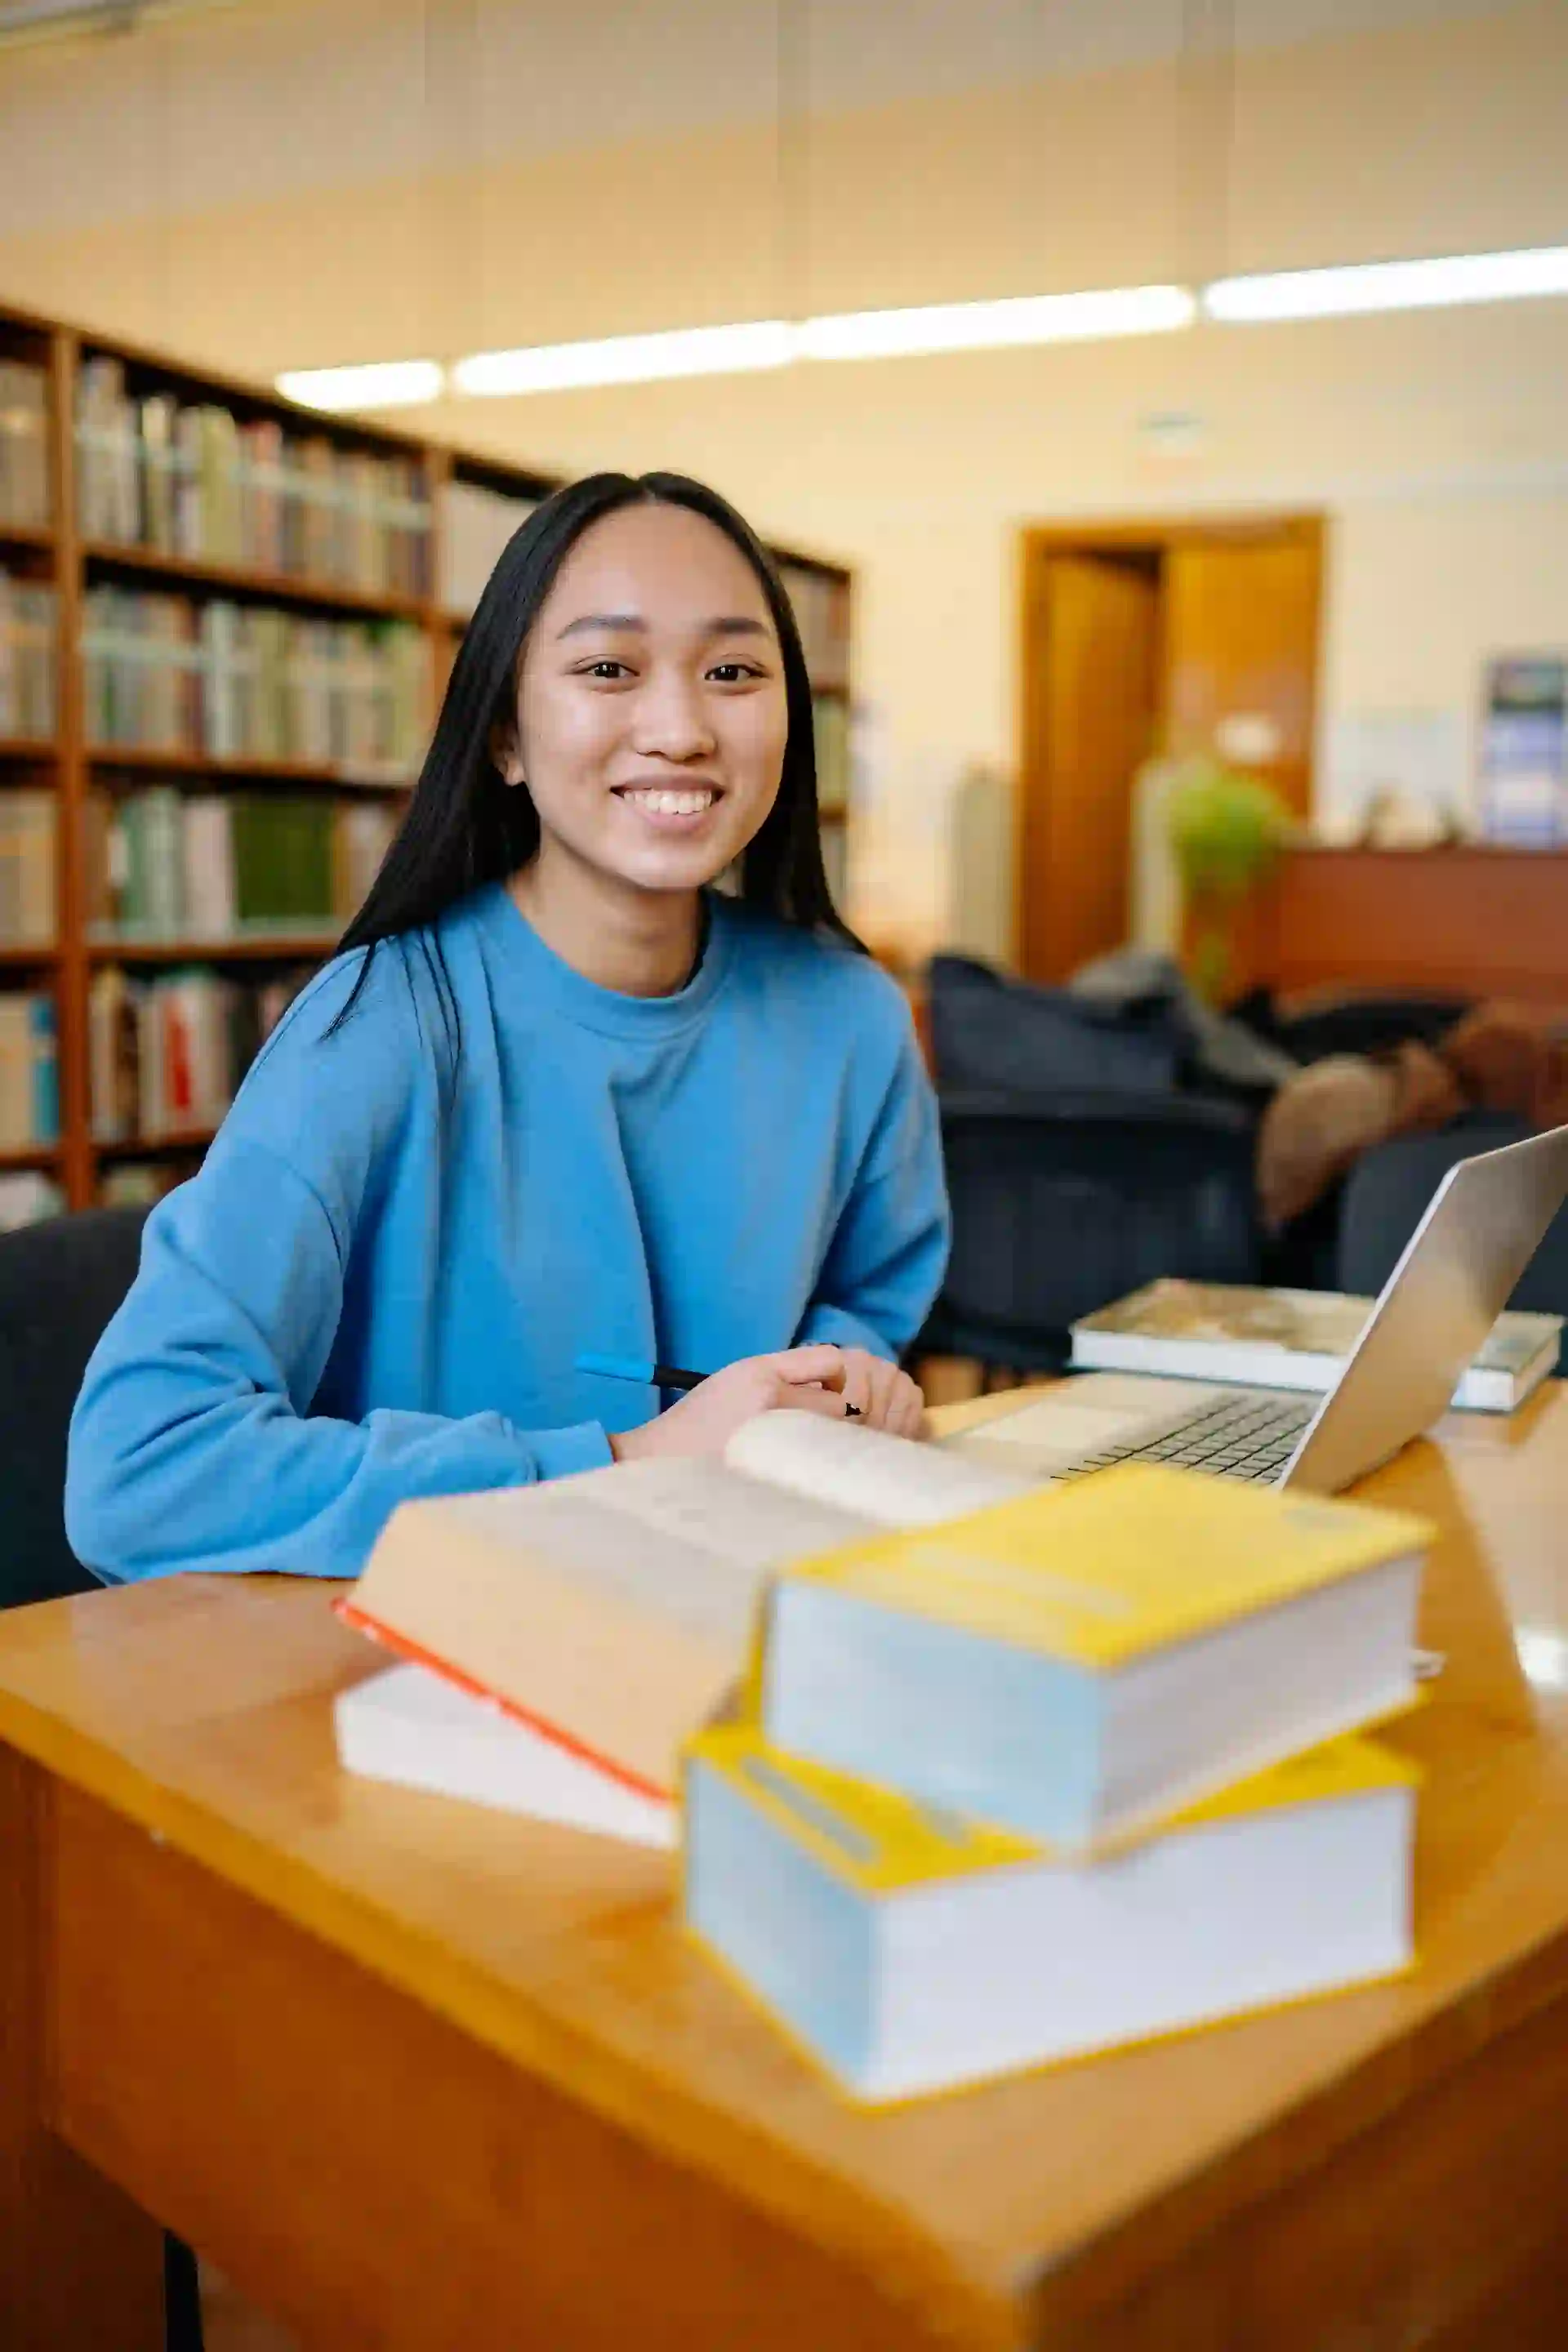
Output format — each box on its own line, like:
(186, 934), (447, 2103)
(0, 0), (1537, 238)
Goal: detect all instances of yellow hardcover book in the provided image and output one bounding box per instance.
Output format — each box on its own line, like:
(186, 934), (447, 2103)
(683, 1722), (1419, 2104)
(759, 1460), (1432, 1851)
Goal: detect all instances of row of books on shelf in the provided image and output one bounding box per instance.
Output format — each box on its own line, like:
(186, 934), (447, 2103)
(0, 360), (49, 533)
(87, 785), (395, 941)
(817, 809), (848, 911)
(777, 561), (850, 695)
(0, 570), (56, 739)
(83, 586), (427, 773)
(91, 958), (318, 1145)
(0, 789), (51, 944)
(3, 783), (394, 949)
(336, 1405), (1431, 2104)
(76, 355), (431, 597)
(0, 987), (57, 1150)
(0, 1168), (65, 1228)
(811, 693), (849, 814)
(438, 479), (539, 620)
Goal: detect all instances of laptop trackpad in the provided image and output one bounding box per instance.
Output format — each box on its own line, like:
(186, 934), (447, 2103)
(937, 1374), (1232, 1479)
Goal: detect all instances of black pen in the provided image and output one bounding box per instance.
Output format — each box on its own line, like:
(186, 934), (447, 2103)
(575, 1350), (862, 1413)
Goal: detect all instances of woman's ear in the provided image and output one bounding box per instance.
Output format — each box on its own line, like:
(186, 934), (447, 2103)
(488, 720), (524, 787)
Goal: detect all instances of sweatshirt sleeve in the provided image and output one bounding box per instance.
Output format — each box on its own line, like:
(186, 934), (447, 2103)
(797, 982), (951, 1363)
(65, 960), (611, 1584)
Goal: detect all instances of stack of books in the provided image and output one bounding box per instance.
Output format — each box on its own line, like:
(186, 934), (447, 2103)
(332, 1414), (1431, 2103)
(1071, 1276), (1561, 1414)
(686, 1462), (1429, 2100)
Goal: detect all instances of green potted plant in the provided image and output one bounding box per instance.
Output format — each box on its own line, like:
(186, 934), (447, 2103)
(1165, 757), (1297, 1002)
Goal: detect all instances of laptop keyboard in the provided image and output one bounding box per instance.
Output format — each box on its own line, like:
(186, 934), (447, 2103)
(1058, 1392), (1319, 1487)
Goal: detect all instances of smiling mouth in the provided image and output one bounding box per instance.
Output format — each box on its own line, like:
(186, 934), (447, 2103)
(612, 785), (721, 817)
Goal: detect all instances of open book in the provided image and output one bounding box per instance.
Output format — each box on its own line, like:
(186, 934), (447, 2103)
(336, 1412), (1031, 1808)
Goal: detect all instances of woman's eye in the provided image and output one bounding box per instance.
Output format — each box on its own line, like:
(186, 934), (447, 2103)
(708, 662), (760, 684)
(586, 660), (630, 680)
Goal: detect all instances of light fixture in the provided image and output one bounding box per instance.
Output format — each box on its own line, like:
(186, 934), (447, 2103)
(1516, 1627), (1568, 1694)
(799, 286), (1195, 361)
(275, 361), (447, 412)
(451, 285), (1194, 398)
(452, 321), (795, 399)
(1205, 246), (1568, 323)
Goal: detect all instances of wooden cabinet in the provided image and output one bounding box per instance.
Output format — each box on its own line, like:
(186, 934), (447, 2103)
(1258, 845), (1568, 1005)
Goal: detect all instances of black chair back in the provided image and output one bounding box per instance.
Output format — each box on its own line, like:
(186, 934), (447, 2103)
(926, 1091), (1263, 1374)
(0, 1205), (149, 1609)
(1336, 1114), (1568, 1318)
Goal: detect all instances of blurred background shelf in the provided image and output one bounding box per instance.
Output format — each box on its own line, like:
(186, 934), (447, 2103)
(0, 297), (855, 1213)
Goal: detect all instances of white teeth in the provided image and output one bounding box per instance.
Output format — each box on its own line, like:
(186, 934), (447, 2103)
(620, 788), (715, 816)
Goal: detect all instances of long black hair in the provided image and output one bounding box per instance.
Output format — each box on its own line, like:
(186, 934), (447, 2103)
(330, 470), (861, 1039)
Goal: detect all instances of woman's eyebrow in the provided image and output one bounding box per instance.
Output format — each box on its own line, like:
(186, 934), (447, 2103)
(555, 612), (773, 642)
(557, 611), (645, 639)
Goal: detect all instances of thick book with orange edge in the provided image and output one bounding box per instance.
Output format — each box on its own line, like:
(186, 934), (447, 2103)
(335, 1409), (1029, 1815)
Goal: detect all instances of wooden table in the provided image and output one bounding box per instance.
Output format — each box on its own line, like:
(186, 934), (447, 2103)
(4, 1388), (1568, 2351)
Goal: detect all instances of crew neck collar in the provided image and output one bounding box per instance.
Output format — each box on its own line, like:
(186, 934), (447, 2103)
(477, 880), (735, 1040)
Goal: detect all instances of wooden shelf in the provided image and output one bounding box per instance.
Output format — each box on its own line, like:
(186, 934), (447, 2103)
(81, 540), (430, 621)
(96, 1129), (216, 1161)
(4, 299), (854, 1212)
(87, 747), (414, 792)
(0, 1142), (63, 1171)
(91, 935), (340, 964)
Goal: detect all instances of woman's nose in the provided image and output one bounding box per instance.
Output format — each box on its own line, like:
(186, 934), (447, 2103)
(631, 670), (715, 760)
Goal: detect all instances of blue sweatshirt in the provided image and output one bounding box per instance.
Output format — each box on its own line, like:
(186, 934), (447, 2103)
(65, 881), (949, 1582)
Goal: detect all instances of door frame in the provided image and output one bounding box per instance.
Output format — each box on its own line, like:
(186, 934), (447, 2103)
(1014, 511), (1326, 974)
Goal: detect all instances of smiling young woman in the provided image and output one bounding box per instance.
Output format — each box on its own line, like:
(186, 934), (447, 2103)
(64, 473), (950, 1581)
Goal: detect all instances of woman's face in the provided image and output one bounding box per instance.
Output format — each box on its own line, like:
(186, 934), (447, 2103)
(504, 501), (789, 898)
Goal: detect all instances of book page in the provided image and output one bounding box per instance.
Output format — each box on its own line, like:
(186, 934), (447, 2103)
(442, 1457), (876, 1653)
(723, 1410), (1028, 1526)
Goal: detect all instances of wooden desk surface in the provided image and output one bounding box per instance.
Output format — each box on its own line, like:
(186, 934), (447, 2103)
(3, 1390), (1568, 2350)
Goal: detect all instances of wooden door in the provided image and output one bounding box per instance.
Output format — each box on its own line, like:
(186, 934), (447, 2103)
(1163, 527), (1323, 818)
(1018, 553), (1160, 983)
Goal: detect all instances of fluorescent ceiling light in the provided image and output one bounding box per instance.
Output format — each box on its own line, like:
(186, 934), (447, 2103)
(1517, 1627), (1568, 1693)
(455, 321), (795, 398)
(1205, 247), (1568, 323)
(275, 360), (446, 412)
(799, 285), (1194, 360)
(452, 285), (1194, 397)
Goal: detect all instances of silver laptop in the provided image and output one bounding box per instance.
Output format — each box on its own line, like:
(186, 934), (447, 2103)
(1002, 1122), (1568, 1496)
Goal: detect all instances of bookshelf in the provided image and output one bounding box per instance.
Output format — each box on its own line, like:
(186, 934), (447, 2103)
(0, 298), (855, 1218)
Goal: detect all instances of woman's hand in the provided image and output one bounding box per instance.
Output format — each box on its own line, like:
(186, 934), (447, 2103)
(830, 1346), (926, 1438)
(608, 1344), (854, 1464)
